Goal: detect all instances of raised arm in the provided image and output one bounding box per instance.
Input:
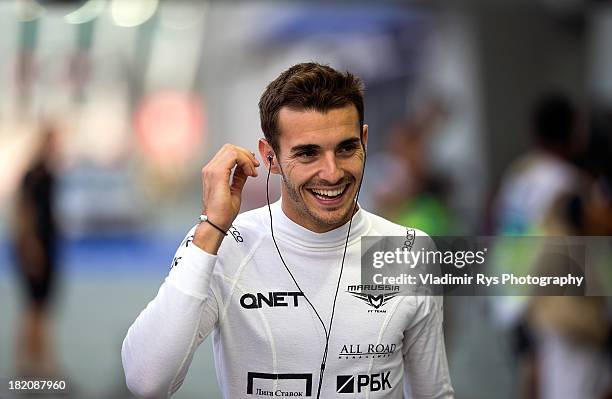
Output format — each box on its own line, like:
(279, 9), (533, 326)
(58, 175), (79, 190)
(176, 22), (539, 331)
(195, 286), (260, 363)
(121, 144), (260, 398)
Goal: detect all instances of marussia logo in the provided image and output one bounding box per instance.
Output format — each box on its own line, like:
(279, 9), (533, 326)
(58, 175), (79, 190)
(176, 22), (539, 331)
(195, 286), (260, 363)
(348, 292), (397, 309)
(346, 285), (399, 311)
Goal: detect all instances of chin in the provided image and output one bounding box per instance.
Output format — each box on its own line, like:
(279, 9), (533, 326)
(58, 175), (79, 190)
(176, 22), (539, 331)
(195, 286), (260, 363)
(306, 201), (355, 228)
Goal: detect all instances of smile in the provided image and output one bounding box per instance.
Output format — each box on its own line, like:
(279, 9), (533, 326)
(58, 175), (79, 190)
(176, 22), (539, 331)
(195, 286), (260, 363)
(306, 184), (350, 204)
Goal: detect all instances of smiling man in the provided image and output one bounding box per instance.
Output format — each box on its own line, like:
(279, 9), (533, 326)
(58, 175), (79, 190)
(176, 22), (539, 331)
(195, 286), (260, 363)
(122, 63), (454, 399)
(260, 105), (365, 232)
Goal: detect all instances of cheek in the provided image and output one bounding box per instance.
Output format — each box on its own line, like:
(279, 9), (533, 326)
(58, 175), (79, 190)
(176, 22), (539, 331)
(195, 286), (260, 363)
(343, 157), (365, 177)
(283, 161), (299, 181)
(285, 162), (315, 186)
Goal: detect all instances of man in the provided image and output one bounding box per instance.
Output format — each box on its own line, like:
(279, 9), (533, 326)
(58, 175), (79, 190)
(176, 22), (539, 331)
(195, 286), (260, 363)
(495, 92), (581, 236)
(122, 63), (454, 398)
(13, 125), (61, 377)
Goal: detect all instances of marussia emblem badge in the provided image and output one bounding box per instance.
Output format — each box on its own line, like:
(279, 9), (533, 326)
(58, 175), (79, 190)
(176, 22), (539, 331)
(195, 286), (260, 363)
(348, 292), (398, 309)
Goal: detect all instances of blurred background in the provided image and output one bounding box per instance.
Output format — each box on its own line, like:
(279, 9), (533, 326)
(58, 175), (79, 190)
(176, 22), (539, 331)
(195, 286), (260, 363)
(0, 0), (611, 398)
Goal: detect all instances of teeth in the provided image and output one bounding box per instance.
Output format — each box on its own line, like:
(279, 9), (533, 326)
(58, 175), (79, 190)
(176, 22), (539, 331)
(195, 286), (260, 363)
(311, 186), (346, 197)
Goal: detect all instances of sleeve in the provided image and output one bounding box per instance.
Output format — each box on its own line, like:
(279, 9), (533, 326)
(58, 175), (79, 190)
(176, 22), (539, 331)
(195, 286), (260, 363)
(402, 296), (455, 399)
(121, 227), (220, 398)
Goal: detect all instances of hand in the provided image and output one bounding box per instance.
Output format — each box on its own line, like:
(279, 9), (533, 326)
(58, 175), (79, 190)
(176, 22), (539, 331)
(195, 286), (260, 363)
(201, 143), (260, 232)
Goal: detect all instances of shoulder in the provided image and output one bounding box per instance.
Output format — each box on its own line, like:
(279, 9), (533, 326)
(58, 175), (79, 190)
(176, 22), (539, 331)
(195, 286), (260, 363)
(361, 209), (435, 254)
(225, 205), (269, 245)
(362, 208), (429, 238)
(212, 205), (270, 261)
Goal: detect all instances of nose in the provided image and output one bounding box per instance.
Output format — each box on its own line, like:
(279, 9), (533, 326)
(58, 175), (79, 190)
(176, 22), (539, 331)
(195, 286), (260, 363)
(318, 152), (344, 184)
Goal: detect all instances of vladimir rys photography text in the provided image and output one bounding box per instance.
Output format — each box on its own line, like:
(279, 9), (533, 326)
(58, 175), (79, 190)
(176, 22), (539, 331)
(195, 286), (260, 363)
(360, 235), (611, 296)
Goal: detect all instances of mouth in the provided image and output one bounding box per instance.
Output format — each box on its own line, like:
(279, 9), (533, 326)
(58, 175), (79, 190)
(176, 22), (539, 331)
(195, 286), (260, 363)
(306, 183), (351, 207)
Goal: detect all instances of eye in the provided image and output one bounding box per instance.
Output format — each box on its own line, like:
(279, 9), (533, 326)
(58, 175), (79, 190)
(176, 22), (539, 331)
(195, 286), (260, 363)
(296, 149), (317, 159)
(338, 143), (358, 155)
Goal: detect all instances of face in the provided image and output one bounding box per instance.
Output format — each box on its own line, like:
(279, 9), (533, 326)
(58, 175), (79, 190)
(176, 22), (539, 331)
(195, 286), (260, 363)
(260, 105), (368, 233)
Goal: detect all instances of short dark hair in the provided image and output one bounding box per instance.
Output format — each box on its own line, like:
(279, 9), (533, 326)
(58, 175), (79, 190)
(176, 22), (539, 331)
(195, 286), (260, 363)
(259, 62), (364, 154)
(531, 92), (576, 144)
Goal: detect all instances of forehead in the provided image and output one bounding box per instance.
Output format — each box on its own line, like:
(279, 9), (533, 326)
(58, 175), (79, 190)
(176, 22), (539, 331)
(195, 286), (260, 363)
(277, 105), (360, 148)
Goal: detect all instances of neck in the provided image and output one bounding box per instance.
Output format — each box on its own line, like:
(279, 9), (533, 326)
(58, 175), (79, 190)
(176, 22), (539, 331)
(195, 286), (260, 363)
(280, 197), (359, 233)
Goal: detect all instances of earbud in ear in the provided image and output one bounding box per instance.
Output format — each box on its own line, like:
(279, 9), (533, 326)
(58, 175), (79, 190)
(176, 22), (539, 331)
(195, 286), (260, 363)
(267, 154), (274, 165)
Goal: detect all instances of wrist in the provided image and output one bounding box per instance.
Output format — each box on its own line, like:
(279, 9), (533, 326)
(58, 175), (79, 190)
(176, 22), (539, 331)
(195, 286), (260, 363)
(198, 214), (228, 236)
(202, 208), (232, 231)
(192, 220), (225, 255)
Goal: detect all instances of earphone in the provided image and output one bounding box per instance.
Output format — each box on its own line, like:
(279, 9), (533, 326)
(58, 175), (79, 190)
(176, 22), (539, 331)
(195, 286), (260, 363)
(265, 136), (367, 398)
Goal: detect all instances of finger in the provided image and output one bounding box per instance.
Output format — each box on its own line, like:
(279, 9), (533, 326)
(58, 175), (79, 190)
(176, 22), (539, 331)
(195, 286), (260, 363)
(247, 149), (260, 167)
(215, 146), (259, 177)
(210, 149), (255, 180)
(229, 166), (248, 195)
(234, 152), (258, 177)
(235, 146), (260, 167)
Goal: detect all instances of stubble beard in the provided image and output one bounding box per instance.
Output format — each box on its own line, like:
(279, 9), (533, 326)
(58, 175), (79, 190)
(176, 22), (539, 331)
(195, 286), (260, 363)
(279, 169), (355, 229)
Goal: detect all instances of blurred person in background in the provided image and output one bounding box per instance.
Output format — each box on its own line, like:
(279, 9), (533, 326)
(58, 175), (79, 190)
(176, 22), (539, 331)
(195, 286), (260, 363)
(490, 92), (584, 327)
(494, 92), (583, 236)
(518, 176), (612, 399)
(374, 99), (455, 235)
(11, 124), (61, 378)
(493, 94), (612, 399)
(519, 104), (612, 399)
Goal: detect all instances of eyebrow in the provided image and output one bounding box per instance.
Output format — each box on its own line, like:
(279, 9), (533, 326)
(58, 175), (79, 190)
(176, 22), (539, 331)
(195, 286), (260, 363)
(290, 143), (320, 155)
(289, 138), (362, 155)
(337, 137), (362, 148)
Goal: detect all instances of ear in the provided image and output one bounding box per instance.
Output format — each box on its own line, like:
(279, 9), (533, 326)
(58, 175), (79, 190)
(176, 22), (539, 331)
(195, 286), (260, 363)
(258, 138), (280, 174)
(361, 124), (369, 151)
